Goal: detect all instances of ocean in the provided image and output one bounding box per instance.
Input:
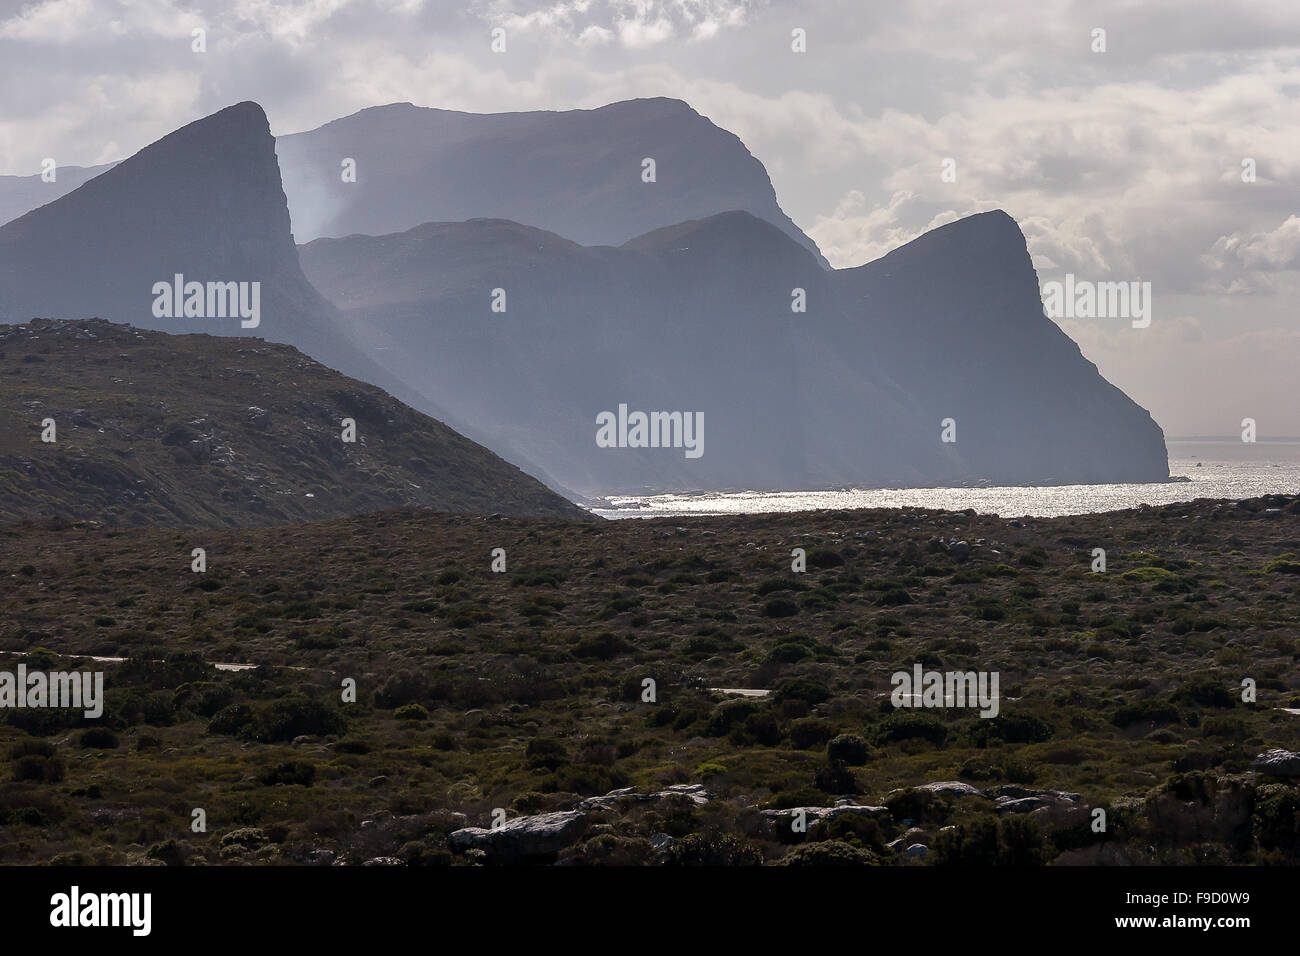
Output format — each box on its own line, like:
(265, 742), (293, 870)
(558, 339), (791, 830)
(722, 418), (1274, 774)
(592, 439), (1300, 519)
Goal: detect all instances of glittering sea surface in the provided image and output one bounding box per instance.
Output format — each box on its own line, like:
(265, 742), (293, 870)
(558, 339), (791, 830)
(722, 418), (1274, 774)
(591, 440), (1300, 519)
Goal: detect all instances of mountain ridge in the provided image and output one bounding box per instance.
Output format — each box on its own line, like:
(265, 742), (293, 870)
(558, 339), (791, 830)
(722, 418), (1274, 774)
(301, 206), (1170, 496)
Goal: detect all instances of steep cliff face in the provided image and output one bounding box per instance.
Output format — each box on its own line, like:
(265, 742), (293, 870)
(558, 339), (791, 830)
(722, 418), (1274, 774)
(302, 209), (1169, 497)
(2, 104), (308, 333)
(835, 211), (1170, 485)
(275, 97), (829, 267)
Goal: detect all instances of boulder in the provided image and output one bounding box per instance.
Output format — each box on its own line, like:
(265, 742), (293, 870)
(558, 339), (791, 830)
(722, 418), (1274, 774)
(448, 810), (588, 862)
(995, 796), (1049, 815)
(760, 804), (890, 827)
(1251, 749), (1300, 777)
(911, 780), (988, 798)
(577, 783), (712, 811)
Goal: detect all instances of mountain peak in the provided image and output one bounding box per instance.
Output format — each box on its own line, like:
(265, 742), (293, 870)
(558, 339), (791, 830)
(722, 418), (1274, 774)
(275, 97), (829, 266)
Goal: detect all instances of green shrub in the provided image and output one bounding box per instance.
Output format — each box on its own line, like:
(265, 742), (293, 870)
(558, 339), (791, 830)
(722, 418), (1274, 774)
(256, 697), (346, 743)
(258, 761), (316, 786)
(876, 711), (948, 746)
(778, 840), (877, 865)
(789, 718), (836, 750)
(1254, 786), (1300, 856)
(768, 642), (812, 663)
(663, 833), (762, 866)
(969, 712), (1054, 745)
(207, 703), (257, 737)
(572, 632), (631, 660)
(814, 763), (858, 794)
(12, 753), (64, 782)
(827, 734), (872, 766)
(1112, 700), (1181, 728)
(706, 699), (762, 736)
(762, 597), (799, 618)
(773, 678), (832, 706)
(78, 728), (120, 749)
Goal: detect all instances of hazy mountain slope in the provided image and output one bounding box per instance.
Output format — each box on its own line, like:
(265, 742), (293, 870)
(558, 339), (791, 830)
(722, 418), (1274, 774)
(0, 163), (118, 227)
(302, 207), (1166, 497)
(0, 318), (589, 525)
(275, 97), (829, 267)
(0, 101), (437, 420)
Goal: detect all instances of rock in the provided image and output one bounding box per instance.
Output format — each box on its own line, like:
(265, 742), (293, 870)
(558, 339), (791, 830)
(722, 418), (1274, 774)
(652, 783), (713, 806)
(1251, 749), (1300, 777)
(905, 844), (928, 858)
(650, 833), (675, 851)
(578, 783), (712, 811)
(994, 785), (1080, 803)
(362, 856), (404, 866)
(949, 540), (971, 560)
(247, 406), (271, 429)
(448, 811), (588, 862)
(995, 796), (1049, 814)
(186, 437), (212, 463)
(760, 804), (890, 827)
(305, 849), (335, 866)
(911, 780), (988, 798)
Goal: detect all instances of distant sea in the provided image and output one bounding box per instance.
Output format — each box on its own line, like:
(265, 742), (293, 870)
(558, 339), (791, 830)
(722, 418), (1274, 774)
(592, 439), (1300, 520)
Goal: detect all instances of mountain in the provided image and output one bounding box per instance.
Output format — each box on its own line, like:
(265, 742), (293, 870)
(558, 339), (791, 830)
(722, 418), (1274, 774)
(0, 318), (589, 525)
(835, 210), (1170, 484)
(0, 101), (595, 517)
(0, 162), (118, 227)
(300, 209), (1169, 497)
(0, 103), (361, 366)
(274, 97), (829, 267)
(0, 99), (456, 427)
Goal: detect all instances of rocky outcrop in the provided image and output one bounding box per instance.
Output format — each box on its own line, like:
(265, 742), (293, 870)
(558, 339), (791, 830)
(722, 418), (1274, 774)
(448, 811), (589, 863)
(1251, 749), (1300, 777)
(577, 783), (713, 811)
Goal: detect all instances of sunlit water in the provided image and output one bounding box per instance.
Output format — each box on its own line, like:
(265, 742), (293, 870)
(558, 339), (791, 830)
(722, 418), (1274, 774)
(592, 440), (1300, 519)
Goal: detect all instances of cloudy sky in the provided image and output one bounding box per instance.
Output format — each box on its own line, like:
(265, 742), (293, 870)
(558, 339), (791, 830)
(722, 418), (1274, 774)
(1, 0), (1297, 438)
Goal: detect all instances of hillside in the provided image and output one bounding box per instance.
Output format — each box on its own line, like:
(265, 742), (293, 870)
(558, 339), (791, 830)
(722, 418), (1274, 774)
(0, 318), (590, 525)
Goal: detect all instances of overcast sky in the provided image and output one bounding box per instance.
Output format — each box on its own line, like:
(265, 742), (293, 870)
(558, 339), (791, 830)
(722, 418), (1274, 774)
(1, 0), (1297, 438)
